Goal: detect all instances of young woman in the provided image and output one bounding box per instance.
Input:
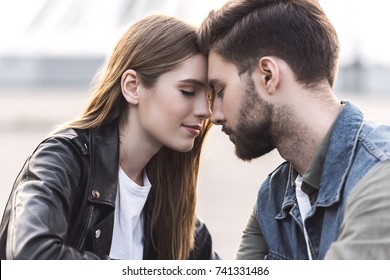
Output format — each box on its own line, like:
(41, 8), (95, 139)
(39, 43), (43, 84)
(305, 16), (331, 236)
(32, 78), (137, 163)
(0, 15), (218, 260)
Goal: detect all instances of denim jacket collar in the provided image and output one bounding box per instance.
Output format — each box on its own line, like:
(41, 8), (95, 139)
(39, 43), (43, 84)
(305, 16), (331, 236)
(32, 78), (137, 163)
(317, 101), (364, 207)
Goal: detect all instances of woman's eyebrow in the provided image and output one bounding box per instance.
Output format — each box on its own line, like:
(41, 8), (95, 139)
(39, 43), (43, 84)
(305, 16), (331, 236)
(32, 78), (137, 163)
(179, 79), (206, 87)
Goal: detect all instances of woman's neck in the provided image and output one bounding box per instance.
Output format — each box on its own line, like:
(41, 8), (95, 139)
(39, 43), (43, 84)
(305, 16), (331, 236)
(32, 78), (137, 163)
(119, 120), (161, 185)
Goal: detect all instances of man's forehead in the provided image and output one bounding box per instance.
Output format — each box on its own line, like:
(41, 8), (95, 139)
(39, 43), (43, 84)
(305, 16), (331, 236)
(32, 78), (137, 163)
(208, 52), (231, 73)
(207, 52), (241, 84)
(208, 50), (225, 65)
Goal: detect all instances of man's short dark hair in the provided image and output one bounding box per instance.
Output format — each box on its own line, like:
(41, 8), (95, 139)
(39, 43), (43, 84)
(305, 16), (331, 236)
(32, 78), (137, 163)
(199, 0), (339, 88)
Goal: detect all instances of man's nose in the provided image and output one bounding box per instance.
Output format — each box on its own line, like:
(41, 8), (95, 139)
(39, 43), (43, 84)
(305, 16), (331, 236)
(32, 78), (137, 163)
(210, 100), (225, 125)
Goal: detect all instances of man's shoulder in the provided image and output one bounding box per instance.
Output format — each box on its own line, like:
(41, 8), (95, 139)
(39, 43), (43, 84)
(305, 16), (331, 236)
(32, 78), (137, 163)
(359, 120), (390, 159)
(260, 161), (291, 188)
(269, 161), (291, 177)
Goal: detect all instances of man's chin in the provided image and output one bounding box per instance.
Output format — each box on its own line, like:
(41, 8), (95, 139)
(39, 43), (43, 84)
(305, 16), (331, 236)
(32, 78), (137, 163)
(235, 144), (274, 162)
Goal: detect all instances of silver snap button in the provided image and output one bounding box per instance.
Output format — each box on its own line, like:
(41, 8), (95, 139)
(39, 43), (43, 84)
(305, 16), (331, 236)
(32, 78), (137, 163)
(91, 189), (100, 199)
(95, 229), (101, 239)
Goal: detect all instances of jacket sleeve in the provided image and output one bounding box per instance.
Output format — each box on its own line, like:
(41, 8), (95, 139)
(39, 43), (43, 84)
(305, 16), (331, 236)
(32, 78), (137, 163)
(236, 206), (268, 260)
(325, 161), (390, 259)
(188, 218), (220, 260)
(4, 136), (108, 259)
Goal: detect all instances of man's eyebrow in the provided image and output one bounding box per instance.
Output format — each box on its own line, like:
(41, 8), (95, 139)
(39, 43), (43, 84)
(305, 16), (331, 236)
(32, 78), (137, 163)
(179, 79), (206, 87)
(208, 79), (218, 89)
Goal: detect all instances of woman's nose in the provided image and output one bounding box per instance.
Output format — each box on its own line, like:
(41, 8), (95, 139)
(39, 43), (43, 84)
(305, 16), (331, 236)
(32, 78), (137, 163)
(194, 94), (212, 119)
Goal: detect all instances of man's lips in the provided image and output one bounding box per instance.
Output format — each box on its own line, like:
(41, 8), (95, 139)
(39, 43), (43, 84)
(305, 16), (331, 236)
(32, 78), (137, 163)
(222, 126), (233, 136)
(222, 126), (235, 143)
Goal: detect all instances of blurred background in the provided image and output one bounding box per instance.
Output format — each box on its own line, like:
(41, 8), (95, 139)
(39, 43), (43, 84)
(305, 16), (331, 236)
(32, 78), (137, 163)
(1, 0), (390, 259)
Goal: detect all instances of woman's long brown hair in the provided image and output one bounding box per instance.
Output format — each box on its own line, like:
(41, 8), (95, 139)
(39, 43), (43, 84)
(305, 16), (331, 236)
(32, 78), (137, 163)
(55, 15), (212, 259)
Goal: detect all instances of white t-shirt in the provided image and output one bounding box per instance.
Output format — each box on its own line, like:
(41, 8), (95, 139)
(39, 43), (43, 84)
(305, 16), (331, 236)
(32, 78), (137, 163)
(109, 167), (152, 260)
(295, 175), (313, 260)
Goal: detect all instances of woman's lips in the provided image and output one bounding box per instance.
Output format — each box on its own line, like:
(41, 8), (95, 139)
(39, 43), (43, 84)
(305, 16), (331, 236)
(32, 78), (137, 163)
(182, 125), (201, 136)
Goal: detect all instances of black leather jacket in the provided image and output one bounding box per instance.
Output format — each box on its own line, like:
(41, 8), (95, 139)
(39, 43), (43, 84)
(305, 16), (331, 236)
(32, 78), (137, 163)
(0, 122), (218, 259)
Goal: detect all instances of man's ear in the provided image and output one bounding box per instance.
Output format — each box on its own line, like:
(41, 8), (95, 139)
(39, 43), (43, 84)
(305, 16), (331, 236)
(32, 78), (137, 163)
(257, 56), (279, 95)
(121, 69), (140, 105)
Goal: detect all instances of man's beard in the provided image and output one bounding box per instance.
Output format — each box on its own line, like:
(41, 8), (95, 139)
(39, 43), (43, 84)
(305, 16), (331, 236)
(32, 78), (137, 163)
(231, 76), (276, 161)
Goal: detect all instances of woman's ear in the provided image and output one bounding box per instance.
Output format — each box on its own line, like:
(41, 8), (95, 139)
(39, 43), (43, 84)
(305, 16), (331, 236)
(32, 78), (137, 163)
(121, 69), (140, 105)
(257, 56), (280, 95)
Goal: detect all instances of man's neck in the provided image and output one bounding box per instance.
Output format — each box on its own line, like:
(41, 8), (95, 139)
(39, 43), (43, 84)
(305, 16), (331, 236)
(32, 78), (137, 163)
(276, 93), (342, 175)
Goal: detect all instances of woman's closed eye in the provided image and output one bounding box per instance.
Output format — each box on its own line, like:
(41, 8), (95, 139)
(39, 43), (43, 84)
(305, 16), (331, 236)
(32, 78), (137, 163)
(180, 89), (195, 96)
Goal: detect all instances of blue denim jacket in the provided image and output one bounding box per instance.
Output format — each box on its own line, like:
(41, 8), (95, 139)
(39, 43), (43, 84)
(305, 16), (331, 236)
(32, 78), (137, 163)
(255, 101), (390, 259)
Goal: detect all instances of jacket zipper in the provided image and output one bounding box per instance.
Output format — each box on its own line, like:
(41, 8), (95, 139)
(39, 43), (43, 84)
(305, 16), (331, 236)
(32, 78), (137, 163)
(78, 205), (95, 250)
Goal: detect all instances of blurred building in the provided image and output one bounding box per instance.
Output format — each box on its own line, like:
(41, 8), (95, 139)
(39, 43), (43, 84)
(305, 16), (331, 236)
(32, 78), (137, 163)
(336, 59), (390, 96)
(1, 0), (390, 95)
(0, 0), (219, 89)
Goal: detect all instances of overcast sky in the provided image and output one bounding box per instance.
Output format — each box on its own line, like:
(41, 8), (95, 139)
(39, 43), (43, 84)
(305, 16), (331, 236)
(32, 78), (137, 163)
(0, 0), (389, 66)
